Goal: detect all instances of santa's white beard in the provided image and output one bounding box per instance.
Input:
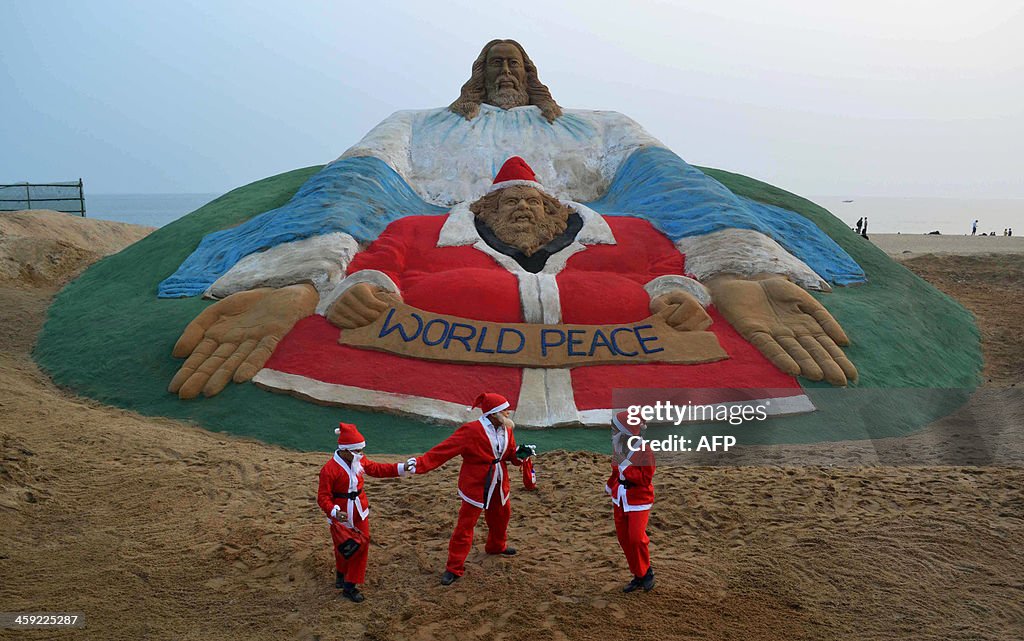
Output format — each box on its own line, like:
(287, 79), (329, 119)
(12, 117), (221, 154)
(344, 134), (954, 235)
(492, 223), (563, 256)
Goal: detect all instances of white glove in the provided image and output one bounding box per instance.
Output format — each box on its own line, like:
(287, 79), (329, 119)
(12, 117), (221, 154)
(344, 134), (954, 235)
(524, 444), (537, 458)
(405, 457), (418, 474)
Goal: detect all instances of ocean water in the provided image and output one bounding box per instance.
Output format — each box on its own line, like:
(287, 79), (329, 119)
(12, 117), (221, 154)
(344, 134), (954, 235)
(86, 193), (220, 228)
(811, 196), (1024, 236)
(79, 192), (1023, 236)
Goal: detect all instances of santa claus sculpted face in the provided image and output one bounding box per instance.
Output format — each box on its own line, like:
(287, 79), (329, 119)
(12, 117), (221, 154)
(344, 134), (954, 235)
(471, 185), (571, 256)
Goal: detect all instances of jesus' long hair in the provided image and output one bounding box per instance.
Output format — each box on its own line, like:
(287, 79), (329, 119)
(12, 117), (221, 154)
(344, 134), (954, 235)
(449, 39), (563, 123)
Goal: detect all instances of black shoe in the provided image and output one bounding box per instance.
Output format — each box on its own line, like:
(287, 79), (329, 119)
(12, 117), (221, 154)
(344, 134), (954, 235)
(500, 547), (517, 556)
(623, 576), (642, 593)
(640, 568), (655, 592)
(440, 570), (460, 586)
(335, 571), (345, 589)
(341, 582), (365, 603)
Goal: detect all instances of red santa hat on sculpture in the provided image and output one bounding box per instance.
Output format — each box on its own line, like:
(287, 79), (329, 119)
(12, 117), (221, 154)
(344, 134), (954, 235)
(612, 410), (646, 436)
(334, 422), (366, 450)
(470, 392), (511, 417)
(487, 156), (546, 194)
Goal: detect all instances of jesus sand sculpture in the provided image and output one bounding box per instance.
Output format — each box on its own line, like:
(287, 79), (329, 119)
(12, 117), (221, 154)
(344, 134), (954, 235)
(164, 40), (862, 428)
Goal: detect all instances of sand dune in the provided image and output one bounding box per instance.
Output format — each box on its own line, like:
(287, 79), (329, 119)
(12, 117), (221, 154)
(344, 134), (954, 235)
(0, 210), (153, 287)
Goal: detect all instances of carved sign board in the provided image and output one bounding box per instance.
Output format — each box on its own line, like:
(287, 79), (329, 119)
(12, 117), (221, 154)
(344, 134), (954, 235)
(338, 303), (728, 368)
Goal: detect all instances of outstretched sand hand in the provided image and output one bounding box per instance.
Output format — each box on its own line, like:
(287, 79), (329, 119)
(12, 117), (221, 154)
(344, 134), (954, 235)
(169, 284), (318, 399)
(650, 290), (712, 331)
(326, 282), (402, 329)
(710, 277), (858, 386)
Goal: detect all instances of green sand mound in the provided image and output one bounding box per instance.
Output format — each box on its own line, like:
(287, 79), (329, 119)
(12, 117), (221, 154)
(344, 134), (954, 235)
(34, 167), (982, 453)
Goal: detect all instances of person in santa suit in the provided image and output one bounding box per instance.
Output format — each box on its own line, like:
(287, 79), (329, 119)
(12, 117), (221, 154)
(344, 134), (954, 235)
(316, 421), (411, 602)
(409, 392), (536, 585)
(605, 411), (656, 593)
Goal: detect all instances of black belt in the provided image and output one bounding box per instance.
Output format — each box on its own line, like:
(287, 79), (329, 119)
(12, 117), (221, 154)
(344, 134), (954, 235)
(620, 479), (634, 490)
(333, 489), (363, 500)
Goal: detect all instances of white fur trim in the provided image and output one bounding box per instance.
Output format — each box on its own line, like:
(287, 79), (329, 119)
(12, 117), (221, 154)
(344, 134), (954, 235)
(204, 232), (359, 300)
(487, 179), (545, 193)
(571, 202), (616, 246)
(253, 369), (480, 424)
(336, 441), (366, 451)
(437, 200), (615, 248)
(644, 275), (712, 308)
(457, 489), (485, 509)
(397, 462), (406, 476)
(514, 368), (579, 427)
(611, 413), (634, 436)
(621, 501), (653, 512)
(676, 229), (830, 292)
(481, 401), (511, 416)
(316, 269), (401, 316)
(477, 419), (507, 508)
(254, 369), (816, 427)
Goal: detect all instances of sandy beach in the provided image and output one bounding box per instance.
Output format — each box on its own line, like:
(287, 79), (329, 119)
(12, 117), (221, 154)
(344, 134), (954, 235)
(871, 233), (1024, 258)
(1, 211), (1023, 640)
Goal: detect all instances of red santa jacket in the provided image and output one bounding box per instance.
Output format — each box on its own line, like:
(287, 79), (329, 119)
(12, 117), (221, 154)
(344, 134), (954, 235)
(605, 437), (656, 511)
(415, 416), (523, 508)
(263, 207), (804, 423)
(317, 451), (403, 524)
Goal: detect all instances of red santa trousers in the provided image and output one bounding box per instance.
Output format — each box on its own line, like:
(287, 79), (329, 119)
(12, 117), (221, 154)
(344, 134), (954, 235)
(446, 490), (511, 576)
(330, 515), (371, 584)
(613, 505), (651, 578)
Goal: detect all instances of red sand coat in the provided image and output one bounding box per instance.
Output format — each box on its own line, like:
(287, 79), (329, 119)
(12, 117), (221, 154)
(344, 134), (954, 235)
(264, 212), (803, 418)
(317, 452), (402, 525)
(415, 416), (523, 508)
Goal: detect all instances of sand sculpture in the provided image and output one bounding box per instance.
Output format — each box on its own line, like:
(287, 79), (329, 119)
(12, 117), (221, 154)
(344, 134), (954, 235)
(160, 40), (863, 427)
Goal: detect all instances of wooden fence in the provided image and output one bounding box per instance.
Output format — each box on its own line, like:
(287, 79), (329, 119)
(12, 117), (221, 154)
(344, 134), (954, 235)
(0, 179), (86, 216)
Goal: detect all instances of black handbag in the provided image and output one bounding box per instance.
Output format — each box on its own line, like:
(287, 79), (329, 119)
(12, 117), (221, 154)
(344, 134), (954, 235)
(338, 539), (361, 559)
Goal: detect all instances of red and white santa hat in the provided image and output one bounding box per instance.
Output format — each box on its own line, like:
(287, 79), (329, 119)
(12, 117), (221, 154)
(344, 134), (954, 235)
(334, 422), (366, 450)
(470, 392), (511, 417)
(612, 410), (646, 436)
(487, 156), (546, 194)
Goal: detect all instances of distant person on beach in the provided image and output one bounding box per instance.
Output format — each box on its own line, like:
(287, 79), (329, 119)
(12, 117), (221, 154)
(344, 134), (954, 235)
(1010, 228), (1014, 237)
(855, 217), (864, 235)
(861, 217), (869, 239)
(409, 392), (533, 586)
(317, 421), (411, 603)
(971, 220), (978, 235)
(606, 411), (656, 593)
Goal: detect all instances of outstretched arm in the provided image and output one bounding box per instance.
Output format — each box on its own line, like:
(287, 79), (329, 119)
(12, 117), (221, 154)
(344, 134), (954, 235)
(361, 456), (406, 478)
(169, 284), (319, 399)
(415, 425), (469, 475)
(707, 274), (857, 386)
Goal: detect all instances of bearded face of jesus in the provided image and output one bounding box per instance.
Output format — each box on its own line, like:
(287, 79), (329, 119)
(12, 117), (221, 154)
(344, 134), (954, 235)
(471, 185), (571, 256)
(484, 42), (529, 109)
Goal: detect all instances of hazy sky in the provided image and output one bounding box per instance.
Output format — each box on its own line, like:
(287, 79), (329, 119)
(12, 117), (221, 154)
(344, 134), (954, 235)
(2, 1), (1022, 199)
